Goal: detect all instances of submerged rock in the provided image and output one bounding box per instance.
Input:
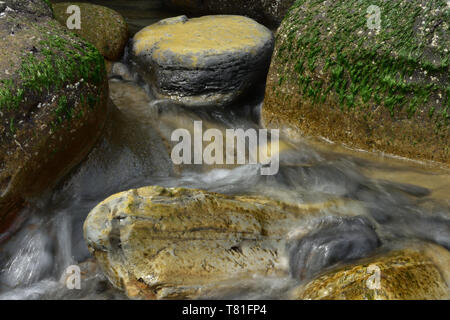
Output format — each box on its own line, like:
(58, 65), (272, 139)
(84, 186), (362, 299)
(263, 0), (449, 164)
(131, 15), (274, 107)
(290, 243), (450, 300)
(163, 0), (295, 28)
(0, 2), (108, 235)
(53, 2), (128, 61)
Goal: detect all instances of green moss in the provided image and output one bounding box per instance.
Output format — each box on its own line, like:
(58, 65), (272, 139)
(276, 0), (449, 128)
(0, 24), (105, 125)
(0, 80), (23, 110)
(55, 95), (70, 124)
(52, 2), (128, 60)
(9, 117), (15, 134)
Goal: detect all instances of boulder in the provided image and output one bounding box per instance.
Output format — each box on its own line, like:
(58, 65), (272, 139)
(0, 2), (108, 236)
(163, 0), (295, 28)
(263, 0), (449, 164)
(131, 15), (274, 107)
(290, 243), (450, 300)
(2, 0), (53, 16)
(53, 2), (128, 61)
(84, 186), (360, 299)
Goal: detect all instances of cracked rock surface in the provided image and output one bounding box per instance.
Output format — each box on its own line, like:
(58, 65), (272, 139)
(84, 185), (361, 299)
(263, 0), (449, 164)
(84, 185), (450, 300)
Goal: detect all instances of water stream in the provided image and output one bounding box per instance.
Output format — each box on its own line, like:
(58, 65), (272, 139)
(0, 1), (449, 299)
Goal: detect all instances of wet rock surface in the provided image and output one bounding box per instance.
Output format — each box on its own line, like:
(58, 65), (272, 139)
(53, 2), (128, 61)
(0, 1), (108, 235)
(290, 243), (450, 300)
(84, 185), (363, 299)
(131, 15), (274, 107)
(263, 0), (449, 164)
(1, 0), (449, 302)
(51, 0), (172, 36)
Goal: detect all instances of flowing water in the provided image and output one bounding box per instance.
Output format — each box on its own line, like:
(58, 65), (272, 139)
(0, 1), (449, 299)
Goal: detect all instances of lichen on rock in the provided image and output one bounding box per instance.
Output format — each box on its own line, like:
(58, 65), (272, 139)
(83, 185), (363, 299)
(290, 243), (450, 300)
(131, 15), (274, 107)
(2, 0), (53, 17)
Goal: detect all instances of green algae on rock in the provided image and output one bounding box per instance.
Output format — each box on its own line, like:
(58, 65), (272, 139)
(131, 15), (274, 107)
(0, 4), (108, 235)
(52, 2), (128, 61)
(263, 0), (449, 164)
(290, 243), (450, 300)
(84, 185), (363, 299)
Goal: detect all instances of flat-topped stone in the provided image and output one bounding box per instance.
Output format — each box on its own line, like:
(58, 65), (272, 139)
(131, 15), (274, 107)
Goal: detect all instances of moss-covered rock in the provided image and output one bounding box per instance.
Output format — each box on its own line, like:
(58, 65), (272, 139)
(164, 0), (295, 28)
(0, 5), (108, 237)
(2, 0), (53, 17)
(263, 0), (449, 164)
(290, 243), (450, 300)
(53, 2), (128, 61)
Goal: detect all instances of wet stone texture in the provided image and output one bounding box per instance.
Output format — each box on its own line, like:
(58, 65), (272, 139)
(84, 185), (365, 299)
(53, 2), (129, 61)
(131, 15), (274, 107)
(263, 0), (449, 164)
(290, 243), (450, 300)
(0, 1), (108, 236)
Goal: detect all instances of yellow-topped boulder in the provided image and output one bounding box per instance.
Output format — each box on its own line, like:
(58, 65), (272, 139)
(131, 15), (274, 107)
